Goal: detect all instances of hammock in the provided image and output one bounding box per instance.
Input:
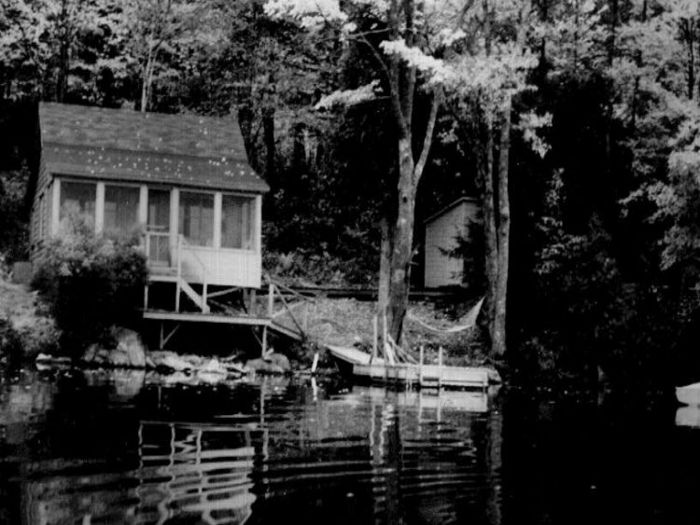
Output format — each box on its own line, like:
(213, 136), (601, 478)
(406, 297), (484, 335)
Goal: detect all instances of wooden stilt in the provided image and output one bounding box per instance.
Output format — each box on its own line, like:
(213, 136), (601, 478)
(249, 289), (257, 315)
(267, 282), (274, 317)
(438, 346), (443, 390)
(261, 325), (268, 357)
(144, 284), (149, 310)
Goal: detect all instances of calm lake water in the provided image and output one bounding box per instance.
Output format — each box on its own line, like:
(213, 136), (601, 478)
(1, 368), (699, 525)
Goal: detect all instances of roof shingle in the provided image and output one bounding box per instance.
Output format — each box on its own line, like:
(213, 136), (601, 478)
(39, 102), (268, 193)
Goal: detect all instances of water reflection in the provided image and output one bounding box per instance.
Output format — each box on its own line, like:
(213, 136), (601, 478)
(5, 369), (699, 524)
(0, 371), (501, 524)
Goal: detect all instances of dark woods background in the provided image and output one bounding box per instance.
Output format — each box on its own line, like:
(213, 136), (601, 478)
(2, 0), (700, 391)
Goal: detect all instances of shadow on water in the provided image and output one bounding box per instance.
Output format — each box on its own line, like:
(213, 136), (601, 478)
(1, 368), (700, 524)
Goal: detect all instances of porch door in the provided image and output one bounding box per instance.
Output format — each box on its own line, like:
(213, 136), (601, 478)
(147, 189), (171, 266)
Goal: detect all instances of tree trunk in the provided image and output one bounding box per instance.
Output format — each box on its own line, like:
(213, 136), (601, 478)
(237, 104), (257, 168)
(141, 47), (156, 112)
(493, 101), (511, 357)
(56, 42), (70, 102)
(386, 136), (416, 342)
(480, 110), (498, 349)
(377, 218), (393, 349)
(262, 105), (276, 183)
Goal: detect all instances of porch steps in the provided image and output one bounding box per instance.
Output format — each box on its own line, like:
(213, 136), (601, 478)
(178, 278), (210, 313)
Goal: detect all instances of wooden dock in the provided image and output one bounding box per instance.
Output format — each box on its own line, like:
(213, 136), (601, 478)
(326, 345), (491, 389)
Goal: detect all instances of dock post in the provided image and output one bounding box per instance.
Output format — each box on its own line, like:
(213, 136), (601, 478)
(372, 315), (378, 363)
(419, 345), (424, 388)
(438, 346), (443, 390)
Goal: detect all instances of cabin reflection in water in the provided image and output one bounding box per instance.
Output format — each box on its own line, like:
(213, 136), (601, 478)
(135, 422), (256, 524)
(21, 421), (257, 524)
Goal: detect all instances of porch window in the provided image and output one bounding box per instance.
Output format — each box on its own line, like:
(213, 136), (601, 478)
(59, 181), (96, 227)
(104, 185), (139, 235)
(221, 195), (255, 250)
(179, 191), (214, 247)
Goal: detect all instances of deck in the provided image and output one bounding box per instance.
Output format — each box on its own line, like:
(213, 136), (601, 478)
(143, 309), (305, 342)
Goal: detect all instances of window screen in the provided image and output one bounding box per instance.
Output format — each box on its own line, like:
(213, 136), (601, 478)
(179, 191), (214, 247)
(221, 195), (254, 249)
(104, 185), (140, 234)
(59, 181), (96, 227)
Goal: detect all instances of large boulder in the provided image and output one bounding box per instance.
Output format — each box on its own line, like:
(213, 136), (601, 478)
(246, 352), (291, 374)
(149, 350), (191, 371)
(81, 327), (147, 368)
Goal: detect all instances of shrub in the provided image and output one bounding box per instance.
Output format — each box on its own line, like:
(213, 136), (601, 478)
(263, 250), (372, 287)
(0, 317), (22, 365)
(32, 214), (148, 356)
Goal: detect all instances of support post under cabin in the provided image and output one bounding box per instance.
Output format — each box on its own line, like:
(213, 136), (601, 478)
(261, 325), (268, 357)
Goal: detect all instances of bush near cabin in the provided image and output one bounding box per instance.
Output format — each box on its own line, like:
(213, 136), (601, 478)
(32, 215), (148, 357)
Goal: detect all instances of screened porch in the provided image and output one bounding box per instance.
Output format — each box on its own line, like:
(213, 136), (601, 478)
(50, 177), (263, 289)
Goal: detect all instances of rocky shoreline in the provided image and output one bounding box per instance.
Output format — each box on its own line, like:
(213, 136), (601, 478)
(34, 326), (305, 385)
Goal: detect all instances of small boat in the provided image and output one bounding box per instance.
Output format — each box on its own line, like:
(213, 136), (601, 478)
(676, 382), (700, 405)
(326, 345), (494, 390)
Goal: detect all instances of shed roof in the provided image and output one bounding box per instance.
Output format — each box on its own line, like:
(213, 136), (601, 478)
(39, 102), (268, 193)
(423, 196), (479, 225)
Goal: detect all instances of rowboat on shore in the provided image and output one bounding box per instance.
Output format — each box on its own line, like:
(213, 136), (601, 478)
(676, 382), (700, 405)
(325, 345), (496, 390)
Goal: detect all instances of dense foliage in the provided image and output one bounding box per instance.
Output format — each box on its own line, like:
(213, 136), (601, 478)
(31, 217), (148, 355)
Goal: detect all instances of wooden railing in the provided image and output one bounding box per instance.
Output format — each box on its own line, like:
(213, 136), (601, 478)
(264, 277), (313, 341)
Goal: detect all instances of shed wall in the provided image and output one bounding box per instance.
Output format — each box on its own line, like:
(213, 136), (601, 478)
(424, 201), (479, 288)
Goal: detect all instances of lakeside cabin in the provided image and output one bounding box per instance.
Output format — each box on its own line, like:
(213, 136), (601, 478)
(27, 102), (291, 346)
(423, 196), (479, 289)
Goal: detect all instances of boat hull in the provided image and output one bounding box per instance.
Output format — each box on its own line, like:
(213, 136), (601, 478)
(676, 382), (700, 405)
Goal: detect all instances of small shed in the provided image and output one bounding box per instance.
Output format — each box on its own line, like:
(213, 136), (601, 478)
(423, 197), (479, 289)
(29, 102), (269, 295)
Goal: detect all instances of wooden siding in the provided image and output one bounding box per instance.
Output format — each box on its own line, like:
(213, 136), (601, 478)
(424, 200), (479, 288)
(179, 247), (261, 288)
(29, 157), (52, 264)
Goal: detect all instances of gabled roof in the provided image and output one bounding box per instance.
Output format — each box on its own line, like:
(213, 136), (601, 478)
(39, 102), (268, 193)
(423, 196), (479, 225)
